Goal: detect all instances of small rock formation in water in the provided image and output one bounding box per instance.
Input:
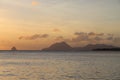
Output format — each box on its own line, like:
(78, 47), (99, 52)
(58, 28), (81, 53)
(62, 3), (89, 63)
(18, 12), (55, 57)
(11, 46), (17, 51)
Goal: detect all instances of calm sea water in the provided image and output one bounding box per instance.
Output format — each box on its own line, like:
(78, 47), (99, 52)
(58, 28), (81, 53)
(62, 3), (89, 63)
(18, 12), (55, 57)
(0, 51), (120, 80)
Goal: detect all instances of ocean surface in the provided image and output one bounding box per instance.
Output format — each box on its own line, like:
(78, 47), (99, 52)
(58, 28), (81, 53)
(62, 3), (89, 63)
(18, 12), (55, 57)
(0, 51), (120, 80)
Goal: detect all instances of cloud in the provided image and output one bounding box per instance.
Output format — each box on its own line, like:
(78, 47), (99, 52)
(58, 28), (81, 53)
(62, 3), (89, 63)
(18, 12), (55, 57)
(53, 28), (61, 32)
(73, 32), (112, 42)
(19, 34), (49, 40)
(107, 37), (113, 40)
(63, 32), (119, 46)
(94, 37), (103, 41)
(97, 33), (104, 36)
(88, 32), (96, 36)
(73, 32), (89, 41)
(32, 0), (39, 6)
(55, 36), (64, 41)
(113, 37), (120, 42)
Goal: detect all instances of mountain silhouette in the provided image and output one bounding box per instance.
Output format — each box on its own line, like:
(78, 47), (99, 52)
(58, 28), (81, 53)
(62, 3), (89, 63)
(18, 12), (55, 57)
(42, 42), (72, 51)
(73, 44), (115, 51)
(42, 42), (119, 51)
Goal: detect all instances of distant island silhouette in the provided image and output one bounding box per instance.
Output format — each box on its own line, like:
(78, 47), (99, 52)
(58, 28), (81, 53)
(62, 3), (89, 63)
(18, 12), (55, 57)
(11, 47), (17, 51)
(42, 42), (72, 51)
(42, 42), (120, 51)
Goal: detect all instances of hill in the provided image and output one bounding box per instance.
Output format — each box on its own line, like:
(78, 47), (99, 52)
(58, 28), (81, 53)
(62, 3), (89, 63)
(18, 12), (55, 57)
(42, 42), (72, 51)
(42, 42), (120, 51)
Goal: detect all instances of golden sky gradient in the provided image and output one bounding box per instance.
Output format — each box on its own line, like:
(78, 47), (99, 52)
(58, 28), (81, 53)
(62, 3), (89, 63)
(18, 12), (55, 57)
(0, 0), (120, 50)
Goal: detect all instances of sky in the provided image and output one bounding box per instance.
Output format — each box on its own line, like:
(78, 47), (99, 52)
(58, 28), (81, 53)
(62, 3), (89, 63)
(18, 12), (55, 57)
(0, 0), (120, 50)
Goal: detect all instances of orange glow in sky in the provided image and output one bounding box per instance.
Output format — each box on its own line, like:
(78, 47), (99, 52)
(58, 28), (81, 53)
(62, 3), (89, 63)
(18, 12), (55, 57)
(0, 0), (120, 50)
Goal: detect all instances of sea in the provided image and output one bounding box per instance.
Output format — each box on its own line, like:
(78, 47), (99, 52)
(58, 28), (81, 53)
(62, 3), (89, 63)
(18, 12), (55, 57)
(0, 51), (120, 80)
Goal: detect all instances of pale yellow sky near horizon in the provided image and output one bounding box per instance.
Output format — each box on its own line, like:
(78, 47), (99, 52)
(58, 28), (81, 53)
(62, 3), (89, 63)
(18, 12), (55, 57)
(0, 0), (120, 50)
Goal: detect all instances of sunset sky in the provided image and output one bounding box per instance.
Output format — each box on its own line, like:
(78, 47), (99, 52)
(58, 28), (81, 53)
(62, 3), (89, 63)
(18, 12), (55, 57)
(0, 0), (120, 50)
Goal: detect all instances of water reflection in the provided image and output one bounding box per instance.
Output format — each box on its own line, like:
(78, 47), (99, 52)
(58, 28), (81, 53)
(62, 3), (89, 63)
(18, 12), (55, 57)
(0, 51), (120, 80)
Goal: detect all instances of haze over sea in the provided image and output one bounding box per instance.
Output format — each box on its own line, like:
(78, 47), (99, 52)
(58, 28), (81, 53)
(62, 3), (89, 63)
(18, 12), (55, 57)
(0, 51), (120, 80)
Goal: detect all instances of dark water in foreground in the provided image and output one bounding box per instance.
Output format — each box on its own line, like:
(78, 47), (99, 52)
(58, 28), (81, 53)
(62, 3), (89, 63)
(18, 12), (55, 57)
(0, 51), (120, 80)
